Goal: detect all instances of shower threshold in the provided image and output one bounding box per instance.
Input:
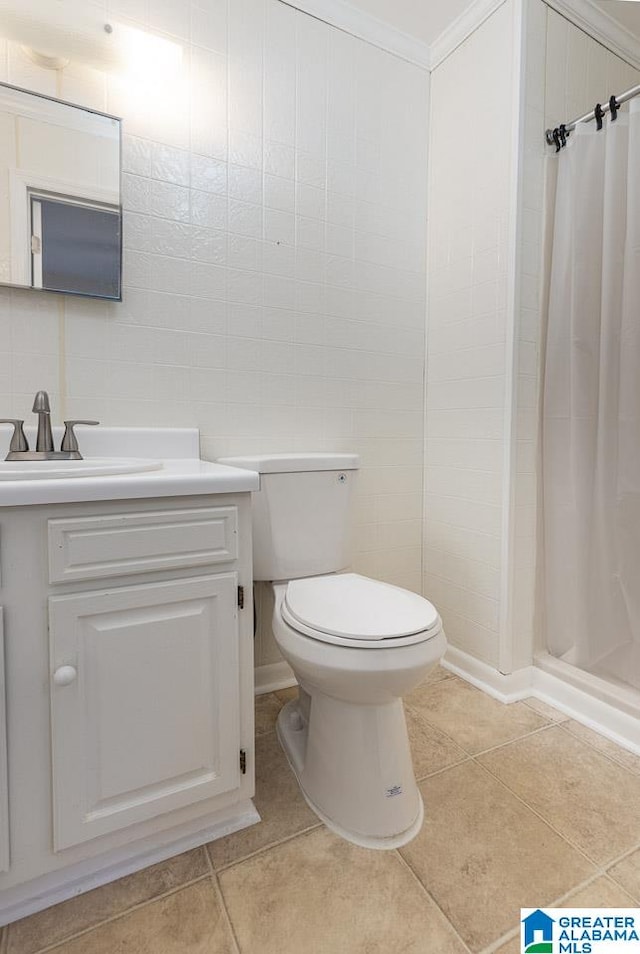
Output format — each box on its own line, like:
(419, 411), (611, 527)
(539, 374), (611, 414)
(534, 651), (640, 754)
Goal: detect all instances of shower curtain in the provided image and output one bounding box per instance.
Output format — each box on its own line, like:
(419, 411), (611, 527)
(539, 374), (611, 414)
(543, 99), (640, 688)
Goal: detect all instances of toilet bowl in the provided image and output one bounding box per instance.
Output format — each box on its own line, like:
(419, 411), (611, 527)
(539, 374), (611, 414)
(217, 454), (447, 849)
(272, 575), (446, 848)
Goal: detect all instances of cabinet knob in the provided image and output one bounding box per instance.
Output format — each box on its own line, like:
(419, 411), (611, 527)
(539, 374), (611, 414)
(53, 665), (77, 687)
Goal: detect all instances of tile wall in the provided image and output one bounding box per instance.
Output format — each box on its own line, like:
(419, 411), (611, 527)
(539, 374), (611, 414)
(545, 6), (640, 130)
(511, 0), (640, 668)
(0, 0), (430, 670)
(6, 0), (633, 679)
(423, 0), (640, 674)
(509, 0), (547, 671)
(423, 0), (517, 669)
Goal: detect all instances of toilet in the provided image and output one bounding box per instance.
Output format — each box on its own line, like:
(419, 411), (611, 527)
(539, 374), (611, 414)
(218, 453), (447, 849)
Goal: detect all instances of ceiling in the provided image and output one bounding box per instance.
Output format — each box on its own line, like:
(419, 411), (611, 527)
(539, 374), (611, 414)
(346, 0), (640, 47)
(343, 0), (475, 47)
(592, 1), (640, 38)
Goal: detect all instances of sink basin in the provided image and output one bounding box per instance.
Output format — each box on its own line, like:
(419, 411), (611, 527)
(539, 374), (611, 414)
(0, 458), (162, 481)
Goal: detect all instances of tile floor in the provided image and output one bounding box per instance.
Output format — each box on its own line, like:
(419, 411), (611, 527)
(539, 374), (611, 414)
(3, 668), (640, 954)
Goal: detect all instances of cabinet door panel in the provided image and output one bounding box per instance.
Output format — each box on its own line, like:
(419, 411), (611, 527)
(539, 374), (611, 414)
(0, 609), (8, 871)
(49, 575), (240, 851)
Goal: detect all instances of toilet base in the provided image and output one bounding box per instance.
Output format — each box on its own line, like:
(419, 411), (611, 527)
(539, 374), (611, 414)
(276, 693), (425, 850)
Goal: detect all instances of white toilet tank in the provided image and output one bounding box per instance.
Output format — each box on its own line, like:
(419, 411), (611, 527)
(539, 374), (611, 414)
(218, 454), (359, 581)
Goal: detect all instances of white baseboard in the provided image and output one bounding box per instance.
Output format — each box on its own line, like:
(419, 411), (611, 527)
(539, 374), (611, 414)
(532, 660), (640, 756)
(442, 645), (534, 702)
(254, 661), (297, 695)
(0, 801), (260, 928)
(442, 644), (640, 756)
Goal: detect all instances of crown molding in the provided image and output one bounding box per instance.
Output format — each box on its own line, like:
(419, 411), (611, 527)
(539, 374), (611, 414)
(280, 0), (640, 76)
(278, 0), (431, 69)
(544, 0), (640, 71)
(428, 0), (640, 75)
(429, 0), (506, 70)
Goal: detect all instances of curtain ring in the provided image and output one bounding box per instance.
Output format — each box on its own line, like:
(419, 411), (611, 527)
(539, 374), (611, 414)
(609, 95), (619, 121)
(552, 127), (561, 153)
(595, 103), (604, 130)
(558, 124), (567, 147)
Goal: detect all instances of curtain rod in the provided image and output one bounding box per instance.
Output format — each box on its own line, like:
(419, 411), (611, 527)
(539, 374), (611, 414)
(545, 81), (640, 146)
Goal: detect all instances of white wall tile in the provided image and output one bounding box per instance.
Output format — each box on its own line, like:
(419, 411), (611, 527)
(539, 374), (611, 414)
(425, 1), (516, 669)
(2, 2), (429, 667)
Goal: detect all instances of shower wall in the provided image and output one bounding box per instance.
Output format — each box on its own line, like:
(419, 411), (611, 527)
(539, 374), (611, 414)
(424, 0), (640, 677)
(544, 7), (640, 132)
(515, 0), (640, 671)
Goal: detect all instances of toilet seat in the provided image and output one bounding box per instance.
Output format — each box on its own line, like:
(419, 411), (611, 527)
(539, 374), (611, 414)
(281, 573), (441, 649)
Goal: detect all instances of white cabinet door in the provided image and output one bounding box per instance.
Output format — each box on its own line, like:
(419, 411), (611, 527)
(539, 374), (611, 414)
(0, 609), (8, 871)
(49, 575), (240, 851)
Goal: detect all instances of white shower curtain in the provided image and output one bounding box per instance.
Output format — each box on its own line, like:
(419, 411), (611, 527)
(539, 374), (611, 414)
(543, 99), (640, 688)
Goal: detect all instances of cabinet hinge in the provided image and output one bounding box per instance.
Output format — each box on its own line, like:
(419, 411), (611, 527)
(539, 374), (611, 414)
(239, 749), (247, 775)
(237, 585), (244, 609)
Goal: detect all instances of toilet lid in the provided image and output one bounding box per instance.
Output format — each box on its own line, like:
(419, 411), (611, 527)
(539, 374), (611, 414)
(283, 573), (439, 641)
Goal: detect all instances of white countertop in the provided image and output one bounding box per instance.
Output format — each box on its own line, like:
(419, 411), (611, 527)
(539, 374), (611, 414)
(0, 459), (259, 507)
(0, 428), (259, 506)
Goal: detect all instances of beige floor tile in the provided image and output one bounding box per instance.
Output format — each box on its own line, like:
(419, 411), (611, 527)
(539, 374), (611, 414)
(254, 693), (283, 737)
(219, 827), (466, 954)
(274, 686), (298, 705)
(608, 848), (640, 902)
(406, 675), (549, 755)
(399, 760), (594, 952)
(494, 934), (520, 954)
(46, 879), (236, 954)
(6, 849), (209, 954)
(494, 877), (640, 954)
(403, 665), (452, 708)
(405, 705), (468, 780)
(523, 697), (570, 722)
(561, 720), (640, 775)
(207, 731), (319, 869)
(563, 875), (637, 906)
(479, 726), (640, 866)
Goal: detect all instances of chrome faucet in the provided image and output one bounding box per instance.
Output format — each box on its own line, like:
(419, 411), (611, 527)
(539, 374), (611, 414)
(32, 390), (54, 453)
(0, 392), (98, 461)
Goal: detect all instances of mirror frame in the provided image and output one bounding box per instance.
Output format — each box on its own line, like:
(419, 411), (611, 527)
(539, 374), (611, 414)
(0, 81), (123, 302)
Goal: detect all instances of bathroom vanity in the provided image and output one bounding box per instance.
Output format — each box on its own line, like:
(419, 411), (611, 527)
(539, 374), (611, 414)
(0, 427), (259, 925)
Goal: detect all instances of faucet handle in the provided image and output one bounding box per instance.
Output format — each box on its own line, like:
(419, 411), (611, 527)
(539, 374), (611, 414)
(61, 420), (99, 455)
(0, 419), (29, 454)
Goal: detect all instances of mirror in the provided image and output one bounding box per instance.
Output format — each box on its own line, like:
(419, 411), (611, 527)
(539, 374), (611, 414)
(0, 82), (122, 300)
